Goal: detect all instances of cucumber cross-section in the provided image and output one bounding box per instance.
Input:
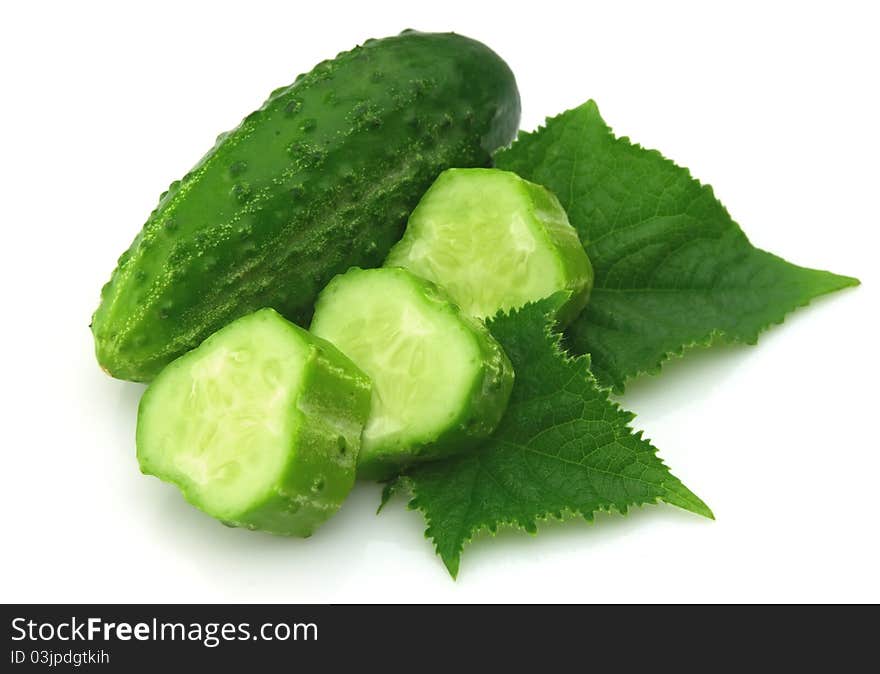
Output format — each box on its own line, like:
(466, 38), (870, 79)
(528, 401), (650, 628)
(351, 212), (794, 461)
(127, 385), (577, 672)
(386, 168), (593, 326)
(310, 267), (514, 480)
(136, 308), (371, 537)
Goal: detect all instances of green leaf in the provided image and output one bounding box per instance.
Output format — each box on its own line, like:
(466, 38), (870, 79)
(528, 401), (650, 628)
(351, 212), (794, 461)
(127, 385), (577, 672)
(397, 295), (712, 578)
(495, 101), (859, 392)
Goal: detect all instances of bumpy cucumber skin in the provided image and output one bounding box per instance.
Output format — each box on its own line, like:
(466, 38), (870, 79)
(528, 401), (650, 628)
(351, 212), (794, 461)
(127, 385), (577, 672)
(93, 31), (521, 382)
(312, 268), (514, 481)
(136, 309), (371, 537)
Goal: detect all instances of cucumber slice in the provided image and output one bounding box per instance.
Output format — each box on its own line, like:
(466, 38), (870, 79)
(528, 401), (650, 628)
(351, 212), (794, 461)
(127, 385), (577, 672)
(136, 308), (371, 537)
(310, 268), (513, 480)
(385, 168), (593, 325)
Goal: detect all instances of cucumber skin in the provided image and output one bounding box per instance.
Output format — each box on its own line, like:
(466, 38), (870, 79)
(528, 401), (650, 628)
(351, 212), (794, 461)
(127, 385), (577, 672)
(513, 174), (594, 327)
(93, 31), (521, 382)
(241, 335), (370, 536)
(136, 309), (372, 537)
(313, 268), (514, 481)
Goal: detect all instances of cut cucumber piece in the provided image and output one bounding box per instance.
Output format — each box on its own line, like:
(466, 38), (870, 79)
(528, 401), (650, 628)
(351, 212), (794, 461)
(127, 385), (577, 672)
(385, 168), (593, 325)
(310, 268), (513, 480)
(136, 308), (371, 537)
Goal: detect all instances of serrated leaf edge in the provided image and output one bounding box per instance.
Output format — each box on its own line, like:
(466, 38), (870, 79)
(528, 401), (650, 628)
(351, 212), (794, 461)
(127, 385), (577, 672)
(391, 296), (713, 578)
(499, 101), (860, 393)
(405, 483), (704, 579)
(594, 276), (858, 394)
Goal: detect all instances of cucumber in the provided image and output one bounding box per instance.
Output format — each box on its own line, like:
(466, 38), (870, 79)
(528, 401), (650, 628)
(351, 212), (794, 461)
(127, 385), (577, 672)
(385, 168), (593, 325)
(310, 268), (513, 480)
(93, 31), (521, 382)
(136, 308), (371, 536)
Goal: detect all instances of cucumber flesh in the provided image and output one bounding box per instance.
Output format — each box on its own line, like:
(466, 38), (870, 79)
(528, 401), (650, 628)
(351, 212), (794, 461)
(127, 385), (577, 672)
(137, 308), (371, 536)
(310, 268), (513, 480)
(385, 168), (593, 325)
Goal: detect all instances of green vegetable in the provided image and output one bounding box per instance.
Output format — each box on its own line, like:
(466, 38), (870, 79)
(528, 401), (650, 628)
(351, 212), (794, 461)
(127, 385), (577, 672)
(137, 308), (371, 537)
(390, 295), (711, 577)
(495, 101), (859, 392)
(93, 30), (521, 382)
(310, 267), (514, 480)
(385, 168), (593, 325)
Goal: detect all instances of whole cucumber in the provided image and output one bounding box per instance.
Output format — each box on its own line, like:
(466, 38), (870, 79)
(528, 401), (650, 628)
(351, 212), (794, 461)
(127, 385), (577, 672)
(92, 31), (520, 381)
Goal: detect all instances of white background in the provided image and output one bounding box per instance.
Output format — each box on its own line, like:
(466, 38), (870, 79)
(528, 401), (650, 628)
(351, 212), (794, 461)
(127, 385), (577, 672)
(2, 0), (877, 603)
